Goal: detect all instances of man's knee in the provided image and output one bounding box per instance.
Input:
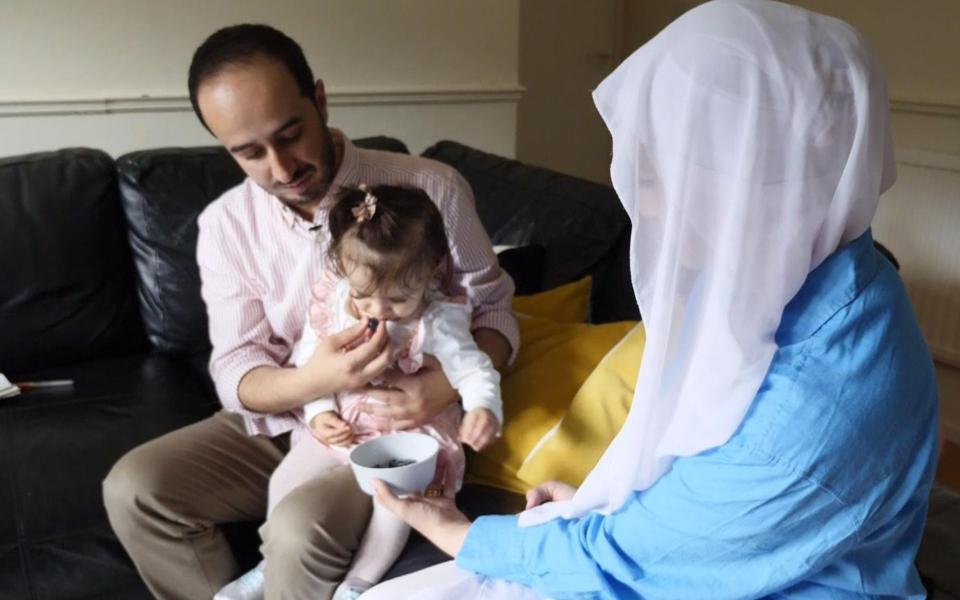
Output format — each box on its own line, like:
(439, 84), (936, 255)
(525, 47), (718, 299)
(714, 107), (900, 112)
(262, 468), (372, 561)
(103, 444), (164, 533)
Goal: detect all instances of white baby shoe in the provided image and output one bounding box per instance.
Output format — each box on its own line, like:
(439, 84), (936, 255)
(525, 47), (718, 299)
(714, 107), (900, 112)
(213, 561), (265, 600)
(332, 577), (373, 600)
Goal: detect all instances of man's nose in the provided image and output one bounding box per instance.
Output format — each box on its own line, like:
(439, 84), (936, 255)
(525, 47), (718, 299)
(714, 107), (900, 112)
(268, 149), (296, 183)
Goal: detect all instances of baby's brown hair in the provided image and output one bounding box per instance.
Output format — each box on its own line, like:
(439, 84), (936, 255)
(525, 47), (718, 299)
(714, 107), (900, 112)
(327, 184), (451, 294)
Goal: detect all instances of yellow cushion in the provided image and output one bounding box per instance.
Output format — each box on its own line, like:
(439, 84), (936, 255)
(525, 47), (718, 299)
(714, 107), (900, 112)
(512, 276), (592, 323)
(516, 322), (645, 487)
(466, 276), (595, 492)
(466, 315), (638, 494)
(466, 276), (643, 494)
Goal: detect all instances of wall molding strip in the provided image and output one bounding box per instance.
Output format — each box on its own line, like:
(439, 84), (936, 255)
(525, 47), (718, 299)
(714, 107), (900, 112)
(895, 148), (960, 172)
(890, 97), (960, 119)
(0, 85), (526, 118)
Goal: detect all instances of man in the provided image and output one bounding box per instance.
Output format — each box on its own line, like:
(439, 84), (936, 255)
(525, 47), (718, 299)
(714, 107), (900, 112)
(103, 24), (517, 600)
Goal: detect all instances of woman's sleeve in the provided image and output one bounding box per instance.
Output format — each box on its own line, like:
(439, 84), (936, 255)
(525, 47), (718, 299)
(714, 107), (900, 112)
(456, 441), (864, 599)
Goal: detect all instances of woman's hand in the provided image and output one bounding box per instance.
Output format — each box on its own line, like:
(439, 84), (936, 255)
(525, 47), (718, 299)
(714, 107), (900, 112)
(310, 411), (353, 446)
(297, 318), (392, 398)
(525, 480), (578, 510)
(459, 408), (499, 451)
(362, 355), (459, 429)
(372, 479), (472, 557)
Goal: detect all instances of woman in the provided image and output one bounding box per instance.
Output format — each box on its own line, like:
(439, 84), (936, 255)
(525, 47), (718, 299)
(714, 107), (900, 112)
(366, 1), (939, 597)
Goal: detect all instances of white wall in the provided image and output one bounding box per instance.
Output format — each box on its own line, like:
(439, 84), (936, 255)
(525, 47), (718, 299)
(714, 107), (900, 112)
(872, 150), (960, 444)
(0, 0), (521, 157)
(516, 0), (619, 184)
(617, 1), (960, 147)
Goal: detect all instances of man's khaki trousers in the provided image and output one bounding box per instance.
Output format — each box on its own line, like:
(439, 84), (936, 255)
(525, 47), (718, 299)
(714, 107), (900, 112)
(103, 410), (373, 600)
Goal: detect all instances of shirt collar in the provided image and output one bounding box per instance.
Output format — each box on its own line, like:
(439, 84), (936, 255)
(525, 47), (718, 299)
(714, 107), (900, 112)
(269, 129), (358, 230)
(327, 128), (359, 194)
(776, 229), (881, 345)
(275, 201), (298, 228)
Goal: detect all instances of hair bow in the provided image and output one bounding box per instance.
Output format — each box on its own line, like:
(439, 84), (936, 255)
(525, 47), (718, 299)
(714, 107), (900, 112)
(352, 184), (377, 223)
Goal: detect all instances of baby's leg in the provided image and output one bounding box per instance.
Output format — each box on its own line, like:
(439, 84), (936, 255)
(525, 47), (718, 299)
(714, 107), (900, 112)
(214, 436), (350, 600)
(340, 501), (410, 591)
(268, 434), (344, 516)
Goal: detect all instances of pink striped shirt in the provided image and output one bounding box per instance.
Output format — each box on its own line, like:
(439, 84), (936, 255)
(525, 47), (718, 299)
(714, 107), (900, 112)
(196, 132), (518, 437)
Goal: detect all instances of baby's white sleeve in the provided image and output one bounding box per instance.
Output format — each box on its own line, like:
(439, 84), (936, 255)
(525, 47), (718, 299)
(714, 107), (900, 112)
(303, 396), (338, 424)
(425, 305), (503, 427)
(292, 315), (338, 422)
(290, 317), (318, 368)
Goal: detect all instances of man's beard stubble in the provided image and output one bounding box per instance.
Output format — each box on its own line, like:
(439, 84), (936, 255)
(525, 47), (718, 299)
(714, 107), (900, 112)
(276, 123), (338, 208)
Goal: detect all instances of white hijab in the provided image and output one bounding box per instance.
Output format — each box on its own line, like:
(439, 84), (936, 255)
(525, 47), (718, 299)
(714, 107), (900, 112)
(521, 0), (895, 526)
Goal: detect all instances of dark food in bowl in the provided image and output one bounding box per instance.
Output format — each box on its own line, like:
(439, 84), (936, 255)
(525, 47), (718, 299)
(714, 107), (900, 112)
(373, 458), (416, 469)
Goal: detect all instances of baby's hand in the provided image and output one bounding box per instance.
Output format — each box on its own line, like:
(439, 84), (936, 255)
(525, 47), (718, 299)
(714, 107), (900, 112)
(459, 408), (499, 452)
(311, 411), (353, 447)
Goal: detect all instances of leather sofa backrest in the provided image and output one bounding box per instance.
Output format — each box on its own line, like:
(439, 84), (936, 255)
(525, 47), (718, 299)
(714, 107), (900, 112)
(117, 146), (245, 355)
(116, 137), (411, 356)
(421, 141), (629, 290)
(421, 141), (638, 322)
(0, 149), (146, 373)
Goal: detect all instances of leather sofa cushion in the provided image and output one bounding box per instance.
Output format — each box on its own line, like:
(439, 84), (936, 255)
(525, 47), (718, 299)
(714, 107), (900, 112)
(0, 354), (219, 598)
(0, 149), (146, 372)
(116, 136), (410, 356)
(421, 141), (630, 293)
(589, 228), (641, 323)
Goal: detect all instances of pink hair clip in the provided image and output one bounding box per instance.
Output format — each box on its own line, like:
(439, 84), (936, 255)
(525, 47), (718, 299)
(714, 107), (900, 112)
(352, 184), (377, 222)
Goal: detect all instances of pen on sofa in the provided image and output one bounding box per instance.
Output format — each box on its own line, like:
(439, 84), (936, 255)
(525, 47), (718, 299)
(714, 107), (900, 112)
(13, 379), (75, 390)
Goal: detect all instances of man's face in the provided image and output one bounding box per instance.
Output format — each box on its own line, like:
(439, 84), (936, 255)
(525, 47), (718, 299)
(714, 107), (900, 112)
(197, 58), (336, 209)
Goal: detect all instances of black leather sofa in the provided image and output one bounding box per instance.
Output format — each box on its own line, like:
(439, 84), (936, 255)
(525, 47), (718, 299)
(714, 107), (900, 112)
(1, 138), (956, 599)
(0, 136), (636, 599)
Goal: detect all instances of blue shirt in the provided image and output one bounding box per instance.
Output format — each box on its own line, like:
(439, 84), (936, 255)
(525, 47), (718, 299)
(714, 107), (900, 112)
(457, 230), (939, 599)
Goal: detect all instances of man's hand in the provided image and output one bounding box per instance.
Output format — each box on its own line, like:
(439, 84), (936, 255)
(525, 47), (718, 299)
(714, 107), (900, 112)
(473, 328), (512, 371)
(459, 408), (499, 451)
(310, 411), (353, 446)
(362, 355), (459, 429)
(372, 479), (472, 557)
(525, 480), (578, 510)
(297, 318), (392, 399)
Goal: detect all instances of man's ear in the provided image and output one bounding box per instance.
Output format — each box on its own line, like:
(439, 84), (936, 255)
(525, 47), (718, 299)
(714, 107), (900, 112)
(314, 79), (329, 123)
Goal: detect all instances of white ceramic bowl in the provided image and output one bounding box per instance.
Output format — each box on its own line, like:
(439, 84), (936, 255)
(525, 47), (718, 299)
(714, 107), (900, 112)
(348, 432), (440, 496)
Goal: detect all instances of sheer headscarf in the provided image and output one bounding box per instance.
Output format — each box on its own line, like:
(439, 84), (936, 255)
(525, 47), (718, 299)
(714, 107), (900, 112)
(521, 0), (895, 526)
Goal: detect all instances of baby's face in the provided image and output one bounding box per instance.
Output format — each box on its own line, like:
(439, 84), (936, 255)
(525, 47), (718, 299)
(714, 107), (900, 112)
(344, 263), (428, 323)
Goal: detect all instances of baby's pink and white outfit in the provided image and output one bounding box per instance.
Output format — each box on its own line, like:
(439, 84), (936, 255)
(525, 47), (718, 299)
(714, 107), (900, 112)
(267, 273), (502, 596)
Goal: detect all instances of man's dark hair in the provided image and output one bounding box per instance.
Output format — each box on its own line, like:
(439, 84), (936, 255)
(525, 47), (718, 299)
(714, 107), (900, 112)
(188, 24), (316, 131)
